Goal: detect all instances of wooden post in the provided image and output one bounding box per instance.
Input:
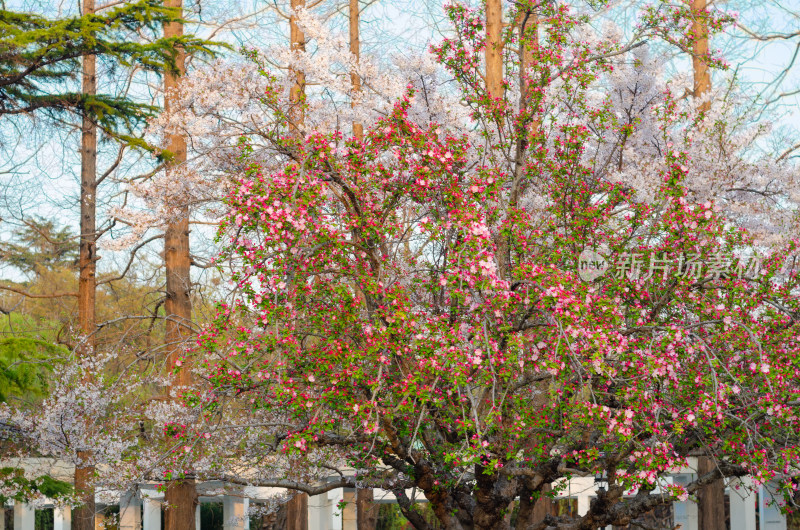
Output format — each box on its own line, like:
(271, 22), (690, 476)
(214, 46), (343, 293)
(286, 493), (308, 530)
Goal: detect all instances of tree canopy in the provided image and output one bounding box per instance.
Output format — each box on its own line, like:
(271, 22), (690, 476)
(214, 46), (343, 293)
(0, 0), (216, 131)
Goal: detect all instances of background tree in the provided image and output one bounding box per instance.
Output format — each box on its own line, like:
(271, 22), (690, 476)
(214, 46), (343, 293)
(0, 1), (210, 130)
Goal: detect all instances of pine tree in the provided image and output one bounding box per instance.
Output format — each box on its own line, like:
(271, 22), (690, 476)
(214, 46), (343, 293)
(0, 0), (215, 133)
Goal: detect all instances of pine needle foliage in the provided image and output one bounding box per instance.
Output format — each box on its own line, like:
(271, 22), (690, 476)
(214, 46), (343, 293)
(0, 0), (220, 131)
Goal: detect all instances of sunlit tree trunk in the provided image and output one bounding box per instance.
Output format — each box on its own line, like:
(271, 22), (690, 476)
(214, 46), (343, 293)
(692, 0), (711, 112)
(350, 0), (363, 141)
(163, 1), (198, 528)
(286, 2), (309, 528)
(691, 0), (723, 525)
(485, 0), (503, 99)
(289, 0), (306, 134)
(74, 0), (97, 528)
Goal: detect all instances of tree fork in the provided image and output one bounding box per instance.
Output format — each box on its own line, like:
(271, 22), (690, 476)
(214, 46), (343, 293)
(163, 0), (197, 528)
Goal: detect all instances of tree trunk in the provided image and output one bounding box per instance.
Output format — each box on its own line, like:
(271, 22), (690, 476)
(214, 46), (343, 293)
(691, 0), (721, 522)
(78, 0), (97, 359)
(350, 7), (373, 526)
(163, 1), (197, 528)
(164, 480), (197, 530)
(286, 4), (308, 527)
(289, 0), (306, 133)
(697, 457), (725, 530)
(485, 0), (503, 99)
(349, 0), (363, 141)
(73, 450), (96, 530)
(691, 0), (711, 112)
(74, 0), (97, 528)
(356, 488), (377, 530)
(517, 8), (539, 140)
(286, 493), (308, 530)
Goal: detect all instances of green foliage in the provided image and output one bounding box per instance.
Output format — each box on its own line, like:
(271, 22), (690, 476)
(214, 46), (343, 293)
(0, 217), (78, 276)
(0, 468), (73, 503)
(0, 0), (221, 132)
(376, 504), (442, 530)
(35, 508), (54, 530)
(0, 337), (66, 402)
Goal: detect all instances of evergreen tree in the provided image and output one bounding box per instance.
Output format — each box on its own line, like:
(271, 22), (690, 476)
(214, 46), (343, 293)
(0, 0), (216, 132)
(0, 218), (78, 277)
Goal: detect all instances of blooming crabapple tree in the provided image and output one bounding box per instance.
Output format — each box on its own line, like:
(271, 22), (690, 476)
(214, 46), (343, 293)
(165, 3), (800, 530)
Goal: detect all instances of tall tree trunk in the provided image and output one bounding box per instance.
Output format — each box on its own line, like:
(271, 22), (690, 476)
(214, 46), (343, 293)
(356, 488), (376, 530)
(486, 0), (512, 280)
(350, 4), (373, 524)
(691, 0), (722, 523)
(485, 0), (503, 99)
(289, 0), (306, 134)
(349, 0), (363, 141)
(163, 1), (197, 529)
(691, 0), (711, 112)
(286, 3), (308, 528)
(74, 1), (97, 528)
(697, 456), (725, 530)
(517, 8), (539, 141)
(286, 493), (308, 530)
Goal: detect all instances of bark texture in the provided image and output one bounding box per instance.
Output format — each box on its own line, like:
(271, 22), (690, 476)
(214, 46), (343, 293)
(74, 1), (97, 528)
(697, 456), (726, 530)
(356, 488), (377, 530)
(485, 0), (503, 99)
(73, 450), (96, 530)
(163, 1), (197, 528)
(691, 0), (711, 111)
(286, 493), (308, 530)
(289, 0), (306, 132)
(349, 0), (363, 141)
